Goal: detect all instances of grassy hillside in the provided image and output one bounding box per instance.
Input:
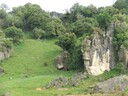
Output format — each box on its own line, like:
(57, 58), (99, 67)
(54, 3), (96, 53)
(0, 39), (128, 96)
(0, 39), (75, 96)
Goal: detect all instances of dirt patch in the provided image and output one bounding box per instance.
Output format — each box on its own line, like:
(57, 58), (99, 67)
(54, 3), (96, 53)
(35, 87), (45, 91)
(57, 88), (69, 91)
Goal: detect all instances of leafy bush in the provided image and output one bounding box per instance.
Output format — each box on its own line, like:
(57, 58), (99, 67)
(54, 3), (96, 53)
(56, 32), (77, 52)
(4, 26), (24, 44)
(32, 27), (44, 39)
(68, 45), (84, 71)
(1, 38), (12, 49)
(73, 17), (95, 36)
(0, 29), (12, 50)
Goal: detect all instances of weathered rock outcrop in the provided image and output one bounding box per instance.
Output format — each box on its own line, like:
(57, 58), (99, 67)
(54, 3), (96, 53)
(93, 75), (128, 93)
(118, 45), (128, 67)
(56, 51), (70, 70)
(81, 24), (115, 75)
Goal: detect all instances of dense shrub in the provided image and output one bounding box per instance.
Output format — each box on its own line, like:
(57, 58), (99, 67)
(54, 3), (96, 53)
(0, 30), (12, 51)
(4, 26), (24, 44)
(68, 45), (84, 71)
(56, 32), (76, 52)
(32, 27), (44, 39)
(1, 38), (12, 49)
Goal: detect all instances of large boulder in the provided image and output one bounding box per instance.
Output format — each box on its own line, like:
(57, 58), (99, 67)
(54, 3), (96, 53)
(81, 24), (115, 75)
(93, 75), (128, 93)
(56, 51), (70, 70)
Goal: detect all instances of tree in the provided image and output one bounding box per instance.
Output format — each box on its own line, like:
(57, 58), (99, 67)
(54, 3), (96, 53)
(52, 17), (66, 36)
(0, 9), (7, 19)
(81, 4), (97, 17)
(98, 6), (119, 16)
(44, 17), (66, 37)
(4, 26), (24, 44)
(96, 12), (111, 31)
(0, 29), (12, 49)
(23, 3), (51, 31)
(0, 4), (9, 11)
(113, 0), (128, 14)
(0, 9), (7, 28)
(56, 32), (76, 52)
(113, 0), (128, 10)
(113, 22), (128, 50)
(73, 17), (95, 36)
(10, 3), (51, 32)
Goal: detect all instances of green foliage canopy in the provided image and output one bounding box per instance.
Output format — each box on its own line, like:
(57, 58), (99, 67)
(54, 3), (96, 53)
(96, 12), (111, 31)
(56, 32), (76, 52)
(5, 26), (24, 44)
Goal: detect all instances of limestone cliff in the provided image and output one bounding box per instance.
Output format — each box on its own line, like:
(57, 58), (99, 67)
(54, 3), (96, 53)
(81, 24), (115, 75)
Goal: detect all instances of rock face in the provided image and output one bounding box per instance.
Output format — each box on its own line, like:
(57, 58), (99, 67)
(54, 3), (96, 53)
(93, 75), (128, 93)
(82, 24), (115, 75)
(118, 45), (128, 67)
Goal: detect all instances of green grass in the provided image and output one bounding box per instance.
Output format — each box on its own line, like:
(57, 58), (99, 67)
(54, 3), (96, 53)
(0, 39), (128, 96)
(0, 39), (75, 96)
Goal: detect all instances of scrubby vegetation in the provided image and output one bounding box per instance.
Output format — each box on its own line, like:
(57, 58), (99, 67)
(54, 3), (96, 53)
(0, 0), (128, 95)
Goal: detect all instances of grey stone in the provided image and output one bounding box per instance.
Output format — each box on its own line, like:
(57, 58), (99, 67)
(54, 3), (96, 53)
(93, 75), (128, 93)
(45, 73), (87, 88)
(56, 51), (70, 70)
(45, 76), (68, 88)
